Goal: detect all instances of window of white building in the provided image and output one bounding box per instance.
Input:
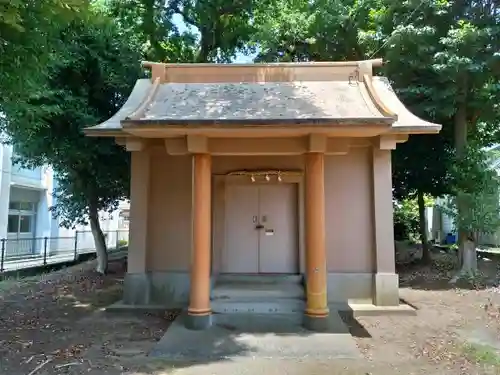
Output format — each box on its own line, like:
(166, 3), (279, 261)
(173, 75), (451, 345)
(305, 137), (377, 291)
(119, 209), (130, 229)
(7, 202), (37, 236)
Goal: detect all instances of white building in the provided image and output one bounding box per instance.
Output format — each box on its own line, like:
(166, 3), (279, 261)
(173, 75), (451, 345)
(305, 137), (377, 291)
(0, 142), (129, 258)
(428, 199), (455, 244)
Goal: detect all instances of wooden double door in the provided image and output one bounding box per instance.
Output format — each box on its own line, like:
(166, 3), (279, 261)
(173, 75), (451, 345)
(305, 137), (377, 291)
(223, 184), (299, 274)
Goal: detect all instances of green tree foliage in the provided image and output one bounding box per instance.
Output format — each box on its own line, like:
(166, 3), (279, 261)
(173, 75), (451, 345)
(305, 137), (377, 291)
(394, 195), (434, 243)
(1, 0), (498, 275)
(250, 0), (452, 263)
(440, 144), (500, 273)
(393, 199), (420, 242)
(99, 0), (194, 61)
(103, 0), (266, 63)
(361, 0), (499, 267)
(433, 2), (499, 269)
(0, 0), (87, 100)
(253, 0), (372, 62)
(1, 11), (142, 273)
(391, 135), (453, 262)
(252, 0), (500, 269)
(359, 0), (453, 262)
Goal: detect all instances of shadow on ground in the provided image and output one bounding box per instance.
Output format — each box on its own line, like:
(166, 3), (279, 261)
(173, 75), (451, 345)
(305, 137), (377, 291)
(338, 312), (371, 338)
(144, 310), (362, 370)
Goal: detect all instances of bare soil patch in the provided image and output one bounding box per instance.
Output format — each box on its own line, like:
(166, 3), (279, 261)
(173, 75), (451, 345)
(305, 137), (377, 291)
(0, 259), (175, 375)
(1, 252), (500, 374)
(351, 252), (500, 374)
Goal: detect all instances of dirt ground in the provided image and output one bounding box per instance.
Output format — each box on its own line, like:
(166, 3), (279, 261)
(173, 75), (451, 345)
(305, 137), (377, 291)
(1, 253), (500, 375)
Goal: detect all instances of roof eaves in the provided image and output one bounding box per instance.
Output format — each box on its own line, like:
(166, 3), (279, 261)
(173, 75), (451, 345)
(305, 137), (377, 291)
(82, 128), (124, 137)
(121, 117), (395, 128)
(370, 76), (442, 133)
(83, 79), (153, 133)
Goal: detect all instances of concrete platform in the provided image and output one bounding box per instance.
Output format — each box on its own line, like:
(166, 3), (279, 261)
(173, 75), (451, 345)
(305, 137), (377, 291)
(105, 300), (416, 316)
(104, 302), (177, 313)
(343, 299), (417, 316)
(149, 311), (360, 361)
(103, 300), (186, 313)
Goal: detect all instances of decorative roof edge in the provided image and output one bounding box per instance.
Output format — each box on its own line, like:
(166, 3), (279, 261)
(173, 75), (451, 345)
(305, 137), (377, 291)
(125, 77), (161, 120)
(83, 78), (153, 135)
(362, 74), (398, 119)
(369, 76), (442, 133)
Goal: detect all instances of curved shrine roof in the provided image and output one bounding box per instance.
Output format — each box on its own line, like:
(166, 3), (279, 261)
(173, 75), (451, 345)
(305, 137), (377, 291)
(85, 60), (441, 136)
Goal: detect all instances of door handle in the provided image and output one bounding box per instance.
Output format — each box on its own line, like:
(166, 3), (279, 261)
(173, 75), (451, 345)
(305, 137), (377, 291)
(255, 224), (264, 230)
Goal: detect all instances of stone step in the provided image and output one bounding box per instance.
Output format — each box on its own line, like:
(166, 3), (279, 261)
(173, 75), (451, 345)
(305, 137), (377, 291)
(211, 310), (351, 334)
(213, 311), (305, 328)
(212, 299), (305, 314)
(212, 282), (305, 300)
(216, 274), (303, 285)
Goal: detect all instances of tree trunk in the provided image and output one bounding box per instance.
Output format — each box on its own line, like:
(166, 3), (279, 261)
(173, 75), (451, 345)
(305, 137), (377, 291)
(417, 190), (431, 264)
(196, 22), (213, 63)
(461, 237), (477, 274)
(454, 77), (471, 270)
(450, 235), (478, 284)
(196, 36), (211, 63)
(89, 202), (108, 275)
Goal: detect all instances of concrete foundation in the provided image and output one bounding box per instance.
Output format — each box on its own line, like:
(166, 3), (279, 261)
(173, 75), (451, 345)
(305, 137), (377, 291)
(346, 301), (416, 316)
(373, 272), (400, 306)
(326, 273), (374, 302)
(149, 311), (360, 361)
(119, 272), (400, 311)
(122, 271), (214, 307)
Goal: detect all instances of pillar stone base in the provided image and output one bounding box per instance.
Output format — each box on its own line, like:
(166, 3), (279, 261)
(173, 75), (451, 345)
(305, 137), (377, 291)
(185, 312), (212, 330)
(373, 273), (399, 306)
(303, 313), (330, 332)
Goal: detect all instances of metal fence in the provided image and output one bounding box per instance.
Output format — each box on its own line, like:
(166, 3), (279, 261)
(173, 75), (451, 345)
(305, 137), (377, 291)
(0, 230), (129, 273)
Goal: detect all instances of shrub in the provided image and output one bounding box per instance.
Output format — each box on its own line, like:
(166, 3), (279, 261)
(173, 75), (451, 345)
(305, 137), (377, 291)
(393, 198), (420, 242)
(117, 239), (128, 247)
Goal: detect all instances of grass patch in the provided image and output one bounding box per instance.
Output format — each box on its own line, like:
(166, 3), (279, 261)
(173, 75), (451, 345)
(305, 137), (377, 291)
(462, 343), (500, 366)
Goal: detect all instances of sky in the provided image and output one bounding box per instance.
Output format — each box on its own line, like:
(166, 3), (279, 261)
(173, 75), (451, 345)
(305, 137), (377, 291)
(172, 14), (257, 63)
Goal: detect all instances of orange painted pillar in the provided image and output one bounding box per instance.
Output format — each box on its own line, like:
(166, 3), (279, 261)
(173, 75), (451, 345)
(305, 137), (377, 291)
(304, 152), (329, 330)
(186, 153), (212, 330)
